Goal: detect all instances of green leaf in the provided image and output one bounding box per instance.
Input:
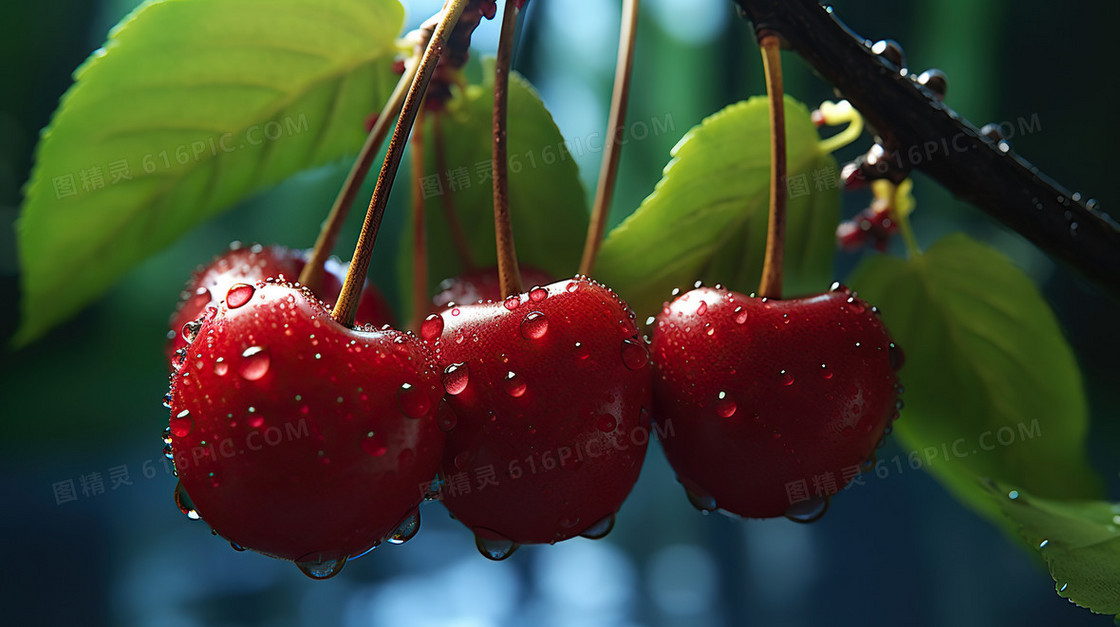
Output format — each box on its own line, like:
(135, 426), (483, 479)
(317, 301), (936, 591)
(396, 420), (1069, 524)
(849, 234), (1102, 522)
(982, 481), (1120, 617)
(396, 69), (588, 318)
(15, 0), (405, 346)
(594, 96), (838, 319)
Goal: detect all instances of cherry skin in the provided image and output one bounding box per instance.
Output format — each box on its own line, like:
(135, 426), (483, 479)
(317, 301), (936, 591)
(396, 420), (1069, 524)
(167, 281), (444, 577)
(650, 284), (902, 519)
(423, 276), (651, 554)
(431, 265), (554, 310)
(167, 243), (394, 364)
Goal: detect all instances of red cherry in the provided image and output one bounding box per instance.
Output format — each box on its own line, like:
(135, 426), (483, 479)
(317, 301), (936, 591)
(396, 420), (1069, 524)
(426, 276), (651, 556)
(167, 281), (444, 577)
(167, 244), (394, 365)
(650, 284), (902, 520)
(432, 266), (554, 309)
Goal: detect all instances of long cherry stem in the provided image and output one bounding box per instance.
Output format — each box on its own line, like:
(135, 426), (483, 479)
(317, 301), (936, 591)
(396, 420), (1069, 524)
(578, 0), (640, 277)
(493, 0), (522, 298)
(433, 114), (476, 271)
(410, 114), (429, 329)
(332, 0), (470, 327)
(757, 33), (787, 300)
(299, 52), (420, 292)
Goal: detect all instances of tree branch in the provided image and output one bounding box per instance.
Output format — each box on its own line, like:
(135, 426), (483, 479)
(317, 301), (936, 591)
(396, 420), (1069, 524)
(732, 0), (1120, 294)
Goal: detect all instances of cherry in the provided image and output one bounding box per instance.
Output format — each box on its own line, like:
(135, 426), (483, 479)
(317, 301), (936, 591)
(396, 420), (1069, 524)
(167, 243), (394, 364)
(650, 284), (902, 520)
(431, 265), (553, 309)
(167, 281), (444, 577)
(423, 276), (651, 555)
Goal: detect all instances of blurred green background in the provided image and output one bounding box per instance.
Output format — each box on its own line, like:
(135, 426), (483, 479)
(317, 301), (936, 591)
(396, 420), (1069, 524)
(0, 0), (1116, 625)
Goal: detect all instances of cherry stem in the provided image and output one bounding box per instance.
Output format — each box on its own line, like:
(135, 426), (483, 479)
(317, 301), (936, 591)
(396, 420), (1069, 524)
(332, 0), (470, 327)
(299, 53), (420, 292)
(410, 113), (429, 330)
(493, 0), (522, 298)
(578, 0), (639, 277)
(434, 114), (476, 271)
(757, 33), (787, 300)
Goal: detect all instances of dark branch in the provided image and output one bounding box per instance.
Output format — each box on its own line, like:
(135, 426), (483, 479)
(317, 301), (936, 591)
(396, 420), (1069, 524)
(733, 0), (1120, 294)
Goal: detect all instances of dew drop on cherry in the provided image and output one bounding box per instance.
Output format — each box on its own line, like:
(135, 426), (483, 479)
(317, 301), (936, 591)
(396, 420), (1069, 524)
(398, 383), (431, 418)
(420, 314), (444, 341)
(295, 552), (347, 580)
(437, 399), (458, 432)
(248, 413), (264, 429)
(174, 480), (201, 520)
(388, 511), (421, 545)
(845, 296), (866, 313)
(573, 342), (591, 360)
(475, 534), (519, 561)
(170, 409), (193, 437)
(503, 295), (520, 311)
(529, 286), (548, 302)
(182, 287), (211, 320)
(784, 496), (830, 523)
(734, 307), (748, 324)
(820, 363), (833, 379)
(239, 346), (270, 381)
(442, 362), (470, 395)
(779, 369), (795, 386)
(889, 342), (905, 371)
(362, 431), (388, 457)
(684, 486), (717, 513)
(714, 394), (737, 418)
(696, 301), (708, 315)
(503, 371), (527, 397)
(226, 283), (255, 308)
(621, 338), (649, 370)
(521, 311), (549, 339)
(213, 357), (228, 376)
(580, 513), (616, 539)
(181, 320), (202, 344)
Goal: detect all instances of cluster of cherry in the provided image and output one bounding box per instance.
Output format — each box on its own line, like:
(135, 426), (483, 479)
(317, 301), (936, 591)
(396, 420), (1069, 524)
(163, 243), (901, 579)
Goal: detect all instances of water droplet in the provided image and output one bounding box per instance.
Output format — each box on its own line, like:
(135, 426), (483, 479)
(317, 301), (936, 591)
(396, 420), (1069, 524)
(820, 363), (833, 379)
(714, 393), (737, 418)
(442, 363), (469, 395)
(213, 357), (228, 376)
(889, 342), (905, 371)
(475, 534), (519, 561)
(174, 481), (200, 520)
(580, 513), (616, 539)
(437, 400), (458, 432)
(181, 320), (202, 344)
(226, 283), (255, 308)
(521, 311), (549, 339)
(573, 342), (591, 360)
(529, 286), (548, 301)
(248, 414), (264, 429)
(566, 282), (579, 293)
(845, 296), (866, 313)
(398, 383), (430, 418)
(594, 414), (617, 432)
(503, 371), (527, 397)
(295, 552), (347, 580)
(1039, 539), (1049, 549)
(451, 307), (461, 316)
(696, 301), (708, 315)
(362, 431), (387, 457)
(779, 370), (794, 386)
(236, 347), (269, 381)
(388, 511), (421, 545)
(229, 540), (246, 552)
(162, 393), (173, 409)
(785, 497), (830, 523)
(169, 410), (192, 437)
(1007, 490), (1019, 500)
(685, 486), (717, 513)
(503, 295), (520, 311)
(183, 287), (212, 319)
(420, 314), (444, 341)
(621, 338), (648, 370)
(162, 426), (172, 445)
